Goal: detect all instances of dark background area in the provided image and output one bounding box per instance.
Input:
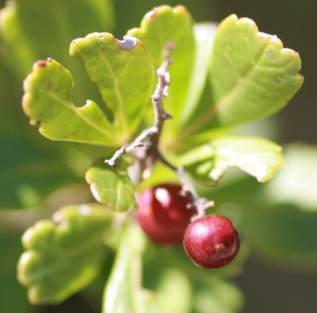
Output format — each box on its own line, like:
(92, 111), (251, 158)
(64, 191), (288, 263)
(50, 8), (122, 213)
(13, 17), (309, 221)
(1, 0), (316, 312)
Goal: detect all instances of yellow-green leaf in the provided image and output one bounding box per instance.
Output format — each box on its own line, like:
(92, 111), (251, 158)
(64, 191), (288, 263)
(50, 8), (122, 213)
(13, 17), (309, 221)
(22, 59), (116, 146)
(70, 32), (155, 138)
(86, 159), (137, 212)
(128, 5), (195, 120)
(185, 14), (303, 134)
(179, 136), (283, 184)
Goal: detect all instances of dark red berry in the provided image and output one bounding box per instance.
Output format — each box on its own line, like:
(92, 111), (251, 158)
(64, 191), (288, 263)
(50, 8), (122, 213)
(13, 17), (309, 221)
(183, 215), (240, 268)
(136, 184), (196, 245)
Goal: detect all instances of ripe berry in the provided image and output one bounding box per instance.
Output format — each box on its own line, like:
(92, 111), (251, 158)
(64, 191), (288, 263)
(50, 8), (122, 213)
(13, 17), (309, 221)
(183, 215), (239, 268)
(136, 184), (196, 245)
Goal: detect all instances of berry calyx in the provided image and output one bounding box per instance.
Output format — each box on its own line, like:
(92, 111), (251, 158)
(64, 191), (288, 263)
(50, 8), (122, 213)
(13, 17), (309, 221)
(136, 184), (196, 245)
(183, 215), (240, 268)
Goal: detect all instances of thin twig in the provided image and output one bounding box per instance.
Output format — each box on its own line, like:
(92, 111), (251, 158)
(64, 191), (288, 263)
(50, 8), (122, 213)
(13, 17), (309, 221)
(157, 153), (214, 219)
(105, 41), (174, 167)
(105, 41), (214, 218)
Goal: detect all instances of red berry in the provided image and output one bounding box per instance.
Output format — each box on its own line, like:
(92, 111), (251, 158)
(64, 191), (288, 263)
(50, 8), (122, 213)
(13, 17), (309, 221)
(183, 215), (240, 268)
(136, 184), (196, 245)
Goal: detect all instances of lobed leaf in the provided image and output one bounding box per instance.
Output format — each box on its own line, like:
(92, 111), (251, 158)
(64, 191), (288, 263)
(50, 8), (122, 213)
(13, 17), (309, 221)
(70, 33), (155, 138)
(22, 59), (117, 146)
(185, 14), (303, 135)
(102, 222), (147, 313)
(128, 5), (195, 120)
(179, 136), (283, 184)
(86, 159), (137, 212)
(17, 204), (112, 304)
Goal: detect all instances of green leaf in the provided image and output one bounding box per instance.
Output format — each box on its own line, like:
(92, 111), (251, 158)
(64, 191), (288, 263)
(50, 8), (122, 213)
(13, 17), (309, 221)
(86, 159), (137, 212)
(17, 204), (112, 304)
(0, 137), (80, 209)
(265, 144), (317, 211)
(70, 32), (155, 138)
(102, 222), (147, 313)
(179, 136), (283, 184)
(185, 14), (303, 135)
(179, 23), (217, 129)
(22, 58), (117, 146)
(128, 5), (195, 120)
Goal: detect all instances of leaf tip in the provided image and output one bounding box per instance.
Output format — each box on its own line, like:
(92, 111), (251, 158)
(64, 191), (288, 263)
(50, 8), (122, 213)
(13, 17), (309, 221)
(238, 17), (257, 28)
(173, 4), (190, 16)
(69, 32), (115, 57)
(223, 14), (239, 24)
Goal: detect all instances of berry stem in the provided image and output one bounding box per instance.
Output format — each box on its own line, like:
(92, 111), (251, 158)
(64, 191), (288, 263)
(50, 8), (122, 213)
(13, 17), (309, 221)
(158, 153), (214, 218)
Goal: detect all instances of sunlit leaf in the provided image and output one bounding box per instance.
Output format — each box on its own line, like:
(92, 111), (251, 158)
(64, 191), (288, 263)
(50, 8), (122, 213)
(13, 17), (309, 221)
(128, 5), (195, 119)
(179, 136), (283, 184)
(22, 59), (117, 146)
(86, 159), (137, 212)
(185, 14), (303, 135)
(70, 32), (155, 138)
(17, 204), (112, 304)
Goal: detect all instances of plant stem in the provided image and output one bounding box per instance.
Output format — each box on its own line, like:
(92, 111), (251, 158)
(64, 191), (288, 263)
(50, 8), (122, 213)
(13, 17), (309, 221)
(105, 41), (214, 217)
(157, 153), (214, 218)
(105, 41), (174, 167)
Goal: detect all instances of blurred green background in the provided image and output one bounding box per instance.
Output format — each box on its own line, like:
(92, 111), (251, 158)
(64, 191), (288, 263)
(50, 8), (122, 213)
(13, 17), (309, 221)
(0, 0), (316, 312)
